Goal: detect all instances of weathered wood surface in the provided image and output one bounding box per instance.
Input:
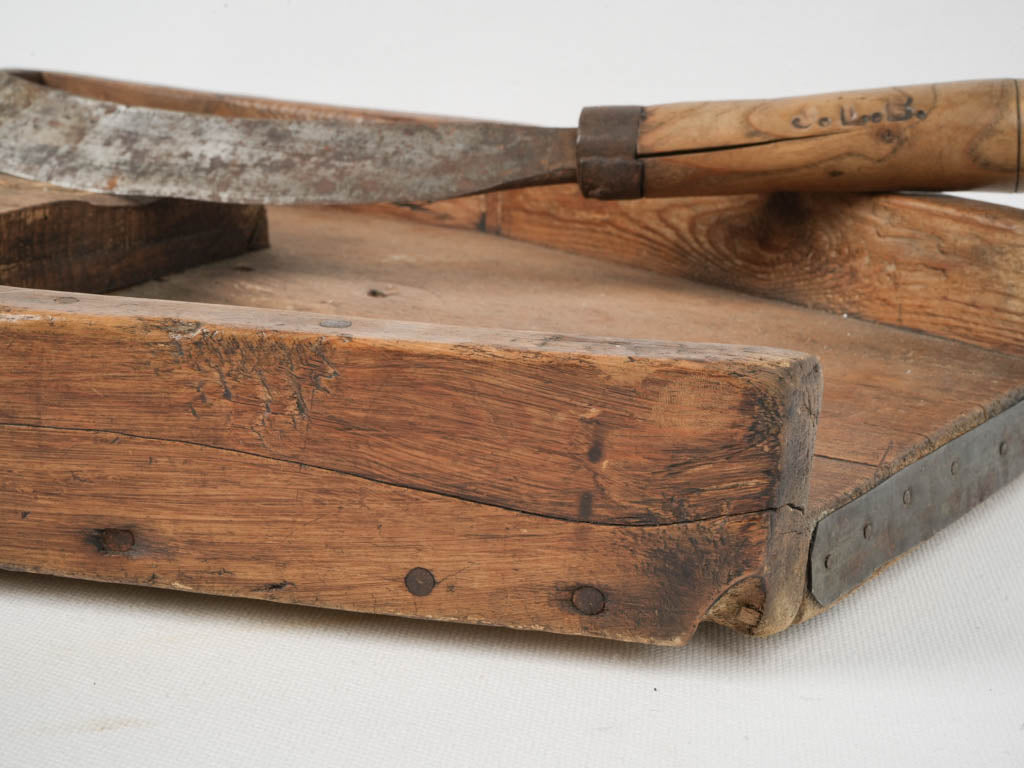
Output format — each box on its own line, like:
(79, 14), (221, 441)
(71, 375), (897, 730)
(1, 73), (1023, 640)
(2, 198), (1023, 640)
(121, 207), (1024, 520)
(0, 173), (267, 293)
(0, 423), (776, 645)
(0, 281), (824, 643)
(638, 80), (1023, 195)
(363, 185), (1024, 357)
(0, 287), (819, 527)
(113, 206), (1024, 635)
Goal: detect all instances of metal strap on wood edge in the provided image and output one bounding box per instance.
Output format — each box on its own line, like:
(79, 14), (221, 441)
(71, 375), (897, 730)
(810, 401), (1024, 606)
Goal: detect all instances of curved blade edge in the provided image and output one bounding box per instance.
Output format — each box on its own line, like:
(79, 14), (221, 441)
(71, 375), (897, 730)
(0, 72), (578, 205)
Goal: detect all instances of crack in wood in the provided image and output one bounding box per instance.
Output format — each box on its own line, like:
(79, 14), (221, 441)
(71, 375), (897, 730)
(0, 420), (785, 528)
(637, 131), (841, 159)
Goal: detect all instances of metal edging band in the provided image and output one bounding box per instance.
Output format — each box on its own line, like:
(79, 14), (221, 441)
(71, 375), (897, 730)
(809, 400), (1024, 606)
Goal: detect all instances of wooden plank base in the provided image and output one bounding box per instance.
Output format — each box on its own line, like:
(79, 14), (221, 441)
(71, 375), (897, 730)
(360, 186), (1024, 357)
(0, 283), (819, 645)
(2, 77), (1022, 643)
(2, 191), (1023, 644)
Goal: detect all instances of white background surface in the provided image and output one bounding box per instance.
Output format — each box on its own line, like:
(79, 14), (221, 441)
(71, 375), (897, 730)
(2, 1), (1023, 765)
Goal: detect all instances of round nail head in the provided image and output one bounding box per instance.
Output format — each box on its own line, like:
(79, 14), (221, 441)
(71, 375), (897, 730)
(404, 567), (435, 596)
(571, 586), (606, 615)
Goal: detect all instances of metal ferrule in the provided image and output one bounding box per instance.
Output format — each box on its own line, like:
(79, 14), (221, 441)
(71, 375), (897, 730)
(576, 105), (644, 199)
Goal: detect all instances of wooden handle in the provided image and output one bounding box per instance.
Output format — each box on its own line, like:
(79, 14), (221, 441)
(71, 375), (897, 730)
(578, 80), (1023, 197)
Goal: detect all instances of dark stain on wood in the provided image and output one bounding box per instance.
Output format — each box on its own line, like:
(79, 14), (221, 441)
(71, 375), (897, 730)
(252, 580), (295, 592)
(87, 528), (136, 554)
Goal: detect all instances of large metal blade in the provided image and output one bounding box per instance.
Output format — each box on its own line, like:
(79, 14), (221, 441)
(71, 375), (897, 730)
(0, 72), (578, 205)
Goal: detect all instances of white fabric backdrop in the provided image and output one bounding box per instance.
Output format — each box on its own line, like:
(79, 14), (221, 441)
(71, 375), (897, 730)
(2, 1), (1023, 765)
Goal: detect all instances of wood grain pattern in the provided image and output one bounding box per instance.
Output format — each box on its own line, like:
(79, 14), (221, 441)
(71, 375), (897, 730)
(120, 207), (1024, 521)
(0, 287), (820, 527)
(110, 206), (1024, 636)
(366, 185), (1024, 357)
(2, 196), (1022, 641)
(1, 75), (1021, 640)
(639, 80), (1023, 195)
(0, 279), (823, 642)
(0, 423), (773, 645)
(0, 173), (267, 293)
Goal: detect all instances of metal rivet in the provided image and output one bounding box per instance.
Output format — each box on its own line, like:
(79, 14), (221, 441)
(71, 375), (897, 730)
(903, 488), (913, 505)
(1000, 441), (1009, 456)
(571, 585), (606, 615)
(823, 554), (834, 569)
(950, 460), (959, 475)
(404, 567), (435, 596)
(99, 528), (134, 552)
(862, 522), (873, 539)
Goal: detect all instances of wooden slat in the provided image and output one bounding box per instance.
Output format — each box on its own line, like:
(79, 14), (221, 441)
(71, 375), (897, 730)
(0, 281), (820, 643)
(0, 286), (819, 527)
(0, 174), (267, 293)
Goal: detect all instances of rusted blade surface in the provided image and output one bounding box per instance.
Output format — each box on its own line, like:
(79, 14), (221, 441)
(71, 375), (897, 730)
(0, 72), (577, 205)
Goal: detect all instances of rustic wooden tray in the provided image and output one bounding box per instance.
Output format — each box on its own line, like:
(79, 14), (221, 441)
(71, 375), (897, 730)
(1, 86), (1022, 647)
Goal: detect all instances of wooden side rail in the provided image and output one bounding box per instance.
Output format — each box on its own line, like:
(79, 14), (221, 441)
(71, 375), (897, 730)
(0, 288), (821, 645)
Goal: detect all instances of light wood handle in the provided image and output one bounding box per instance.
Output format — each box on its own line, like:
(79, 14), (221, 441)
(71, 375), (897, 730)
(579, 80), (1022, 197)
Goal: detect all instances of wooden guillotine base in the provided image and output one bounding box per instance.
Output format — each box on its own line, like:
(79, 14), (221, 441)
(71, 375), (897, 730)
(1, 75), (1022, 646)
